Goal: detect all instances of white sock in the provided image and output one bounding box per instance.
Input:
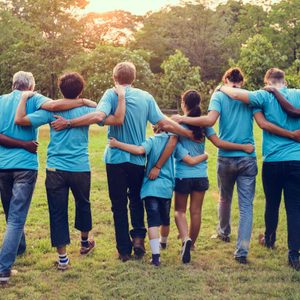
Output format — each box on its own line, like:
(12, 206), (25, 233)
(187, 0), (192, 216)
(149, 238), (160, 255)
(160, 236), (168, 244)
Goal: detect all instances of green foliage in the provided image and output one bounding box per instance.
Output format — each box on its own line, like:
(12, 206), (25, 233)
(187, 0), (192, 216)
(159, 50), (203, 110)
(236, 34), (286, 89)
(67, 45), (155, 101)
(286, 59), (300, 88)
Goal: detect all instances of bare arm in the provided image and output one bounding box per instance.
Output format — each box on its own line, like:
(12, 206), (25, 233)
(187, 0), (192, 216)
(254, 111), (300, 141)
(208, 134), (254, 153)
(182, 153), (208, 165)
(109, 138), (145, 155)
(0, 134), (38, 153)
(263, 86), (300, 118)
(41, 98), (96, 112)
(157, 118), (193, 139)
(15, 91), (34, 126)
(148, 135), (178, 180)
(171, 110), (219, 127)
(219, 86), (250, 104)
(51, 85), (125, 131)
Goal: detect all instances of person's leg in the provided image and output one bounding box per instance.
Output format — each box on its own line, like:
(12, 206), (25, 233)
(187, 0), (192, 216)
(159, 198), (171, 249)
(0, 173), (26, 256)
(262, 162), (283, 248)
(283, 161), (300, 270)
(189, 190), (206, 247)
(235, 157), (257, 260)
(217, 158), (237, 241)
(174, 192), (189, 241)
(106, 163), (132, 259)
(45, 170), (70, 269)
(126, 163), (147, 257)
(69, 172), (94, 254)
(0, 170), (37, 278)
(144, 197), (161, 266)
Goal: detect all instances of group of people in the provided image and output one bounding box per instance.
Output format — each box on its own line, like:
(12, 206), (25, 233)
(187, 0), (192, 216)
(0, 61), (300, 283)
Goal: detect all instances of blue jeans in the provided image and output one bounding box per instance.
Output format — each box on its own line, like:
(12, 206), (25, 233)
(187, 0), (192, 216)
(217, 157), (257, 257)
(0, 170), (37, 272)
(262, 161), (300, 259)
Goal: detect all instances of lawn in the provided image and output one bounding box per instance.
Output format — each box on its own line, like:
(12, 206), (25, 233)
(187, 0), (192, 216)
(1, 124), (300, 300)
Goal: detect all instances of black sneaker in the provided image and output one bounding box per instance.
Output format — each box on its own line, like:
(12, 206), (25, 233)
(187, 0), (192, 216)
(235, 256), (248, 264)
(118, 253), (131, 262)
(181, 238), (192, 264)
(211, 233), (230, 243)
(258, 234), (275, 249)
(288, 257), (300, 271)
(160, 242), (167, 250)
(151, 254), (160, 267)
(0, 270), (11, 284)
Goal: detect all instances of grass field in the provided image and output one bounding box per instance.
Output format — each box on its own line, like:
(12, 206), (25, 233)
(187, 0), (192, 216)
(1, 124), (300, 300)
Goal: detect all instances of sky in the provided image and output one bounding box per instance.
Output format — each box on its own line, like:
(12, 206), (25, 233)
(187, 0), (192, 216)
(85, 0), (184, 15)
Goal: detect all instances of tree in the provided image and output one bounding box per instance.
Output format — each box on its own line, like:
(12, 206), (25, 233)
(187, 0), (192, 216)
(236, 34), (286, 89)
(285, 59), (300, 88)
(159, 50), (203, 110)
(67, 45), (155, 101)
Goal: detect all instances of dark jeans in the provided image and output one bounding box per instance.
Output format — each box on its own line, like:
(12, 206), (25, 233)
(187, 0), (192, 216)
(106, 163), (146, 256)
(262, 161), (300, 257)
(45, 170), (92, 247)
(0, 170), (37, 272)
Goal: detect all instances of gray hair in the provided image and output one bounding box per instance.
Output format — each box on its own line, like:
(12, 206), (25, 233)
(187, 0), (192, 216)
(12, 71), (35, 91)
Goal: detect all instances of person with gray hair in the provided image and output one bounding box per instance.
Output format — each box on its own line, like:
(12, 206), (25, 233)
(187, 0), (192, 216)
(0, 70), (95, 283)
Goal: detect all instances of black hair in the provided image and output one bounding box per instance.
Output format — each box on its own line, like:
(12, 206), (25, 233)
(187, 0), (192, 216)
(182, 90), (205, 140)
(222, 67), (244, 84)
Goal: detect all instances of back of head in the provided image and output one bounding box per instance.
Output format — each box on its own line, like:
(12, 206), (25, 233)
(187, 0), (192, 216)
(182, 89), (204, 140)
(264, 68), (285, 85)
(222, 67), (244, 86)
(12, 71), (35, 91)
(113, 62), (136, 85)
(58, 72), (85, 99)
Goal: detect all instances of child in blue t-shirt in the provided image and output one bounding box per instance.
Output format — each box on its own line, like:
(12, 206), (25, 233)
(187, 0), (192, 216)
(109, 125), (208, 266)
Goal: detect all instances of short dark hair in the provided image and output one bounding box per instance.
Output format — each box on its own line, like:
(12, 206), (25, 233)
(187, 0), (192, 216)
(58, 72), (85, 99)
(222, 67), (244, 85)
(113, 62), (136, 85)
(264, 68), (285, 85)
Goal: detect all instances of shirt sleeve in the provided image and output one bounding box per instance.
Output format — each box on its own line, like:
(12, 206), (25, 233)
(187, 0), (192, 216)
(249, 90), (267, 108)
(208, 92), (222, 113)
(96, 89), (113, 116)
(33, 93), (51, 110)
(174, 142), (189, 161)
(27, 109), (52, 128)
(204, 127), (216, 137)
(141, 137), (154, 155)
(147, 95), (165, 125)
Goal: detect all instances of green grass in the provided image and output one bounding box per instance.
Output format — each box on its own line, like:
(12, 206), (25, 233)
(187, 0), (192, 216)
(1, 124), (300, 300)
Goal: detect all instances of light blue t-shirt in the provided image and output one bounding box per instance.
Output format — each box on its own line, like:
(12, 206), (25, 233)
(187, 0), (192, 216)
(27, 107), (96, 172)
(0, 90), (49, 170)
(98, 87), (165, 166)
(140, 133), (188, 199)
(208, 91), (256, 157)
(249, 87), (300, 162)
(175, 127), (215, 178)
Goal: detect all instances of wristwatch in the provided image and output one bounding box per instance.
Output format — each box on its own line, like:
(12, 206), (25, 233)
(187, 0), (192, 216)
(66, 120), (71, 129)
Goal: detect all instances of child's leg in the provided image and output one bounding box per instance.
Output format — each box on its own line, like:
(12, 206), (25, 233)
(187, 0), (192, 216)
(148, 226), (160, 255)
(189, 191), (205, 246)
(57, 245), (69, 270)
(160, 198), (172, 248)
(174, 192), (189, 241)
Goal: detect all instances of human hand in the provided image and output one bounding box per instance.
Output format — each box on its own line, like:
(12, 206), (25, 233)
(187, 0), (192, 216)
(263, 85), (276, 93)
(171, 114), (183, 123)
(23, 140), (39, 153)
(291, 130), (300, 142)
(109, 138), (119, 148)
(51, 115), (69, 131)
(83, 98), (97, 108)
(21, 91), (35, 100)
(243, 144), (255, 154)
(148, 166), (160, 180)
(114, 84), (126, 98)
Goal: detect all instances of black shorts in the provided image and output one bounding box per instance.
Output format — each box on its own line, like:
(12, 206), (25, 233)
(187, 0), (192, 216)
(143, 197), (171, 228)
(174, 177), (209, 194)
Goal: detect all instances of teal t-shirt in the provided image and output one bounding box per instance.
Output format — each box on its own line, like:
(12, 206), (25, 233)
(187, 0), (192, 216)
(249, 87), (300, 162)
(140, 133), (188, 199)
(175, 127), (215, 178)
(208, 91), (256, 157)
(99, 87), (164, 166)
(0, 90), (49, 170)
(28, 107), (95, 172)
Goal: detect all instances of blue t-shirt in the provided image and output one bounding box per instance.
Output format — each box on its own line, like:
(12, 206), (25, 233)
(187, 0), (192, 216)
(98, 87), (164, 166)
(249, 87), (300, 162)
(0, 90), (49, 170)
(27, 107), (95, 172)
(140, 133), (188, 199)
(175, 127), (215, 178)
(208, 91), (256, 157)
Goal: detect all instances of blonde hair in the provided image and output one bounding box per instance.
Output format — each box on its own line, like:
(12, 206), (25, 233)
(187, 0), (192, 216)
(113, 62), (136, 85)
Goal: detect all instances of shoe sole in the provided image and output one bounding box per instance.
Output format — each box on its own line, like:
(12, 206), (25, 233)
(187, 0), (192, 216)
(80, 244), (95, 256)
(181, 239), (192, 264)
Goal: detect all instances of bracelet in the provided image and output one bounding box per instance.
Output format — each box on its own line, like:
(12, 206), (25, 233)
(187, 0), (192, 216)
(155, 165), (161, 169)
